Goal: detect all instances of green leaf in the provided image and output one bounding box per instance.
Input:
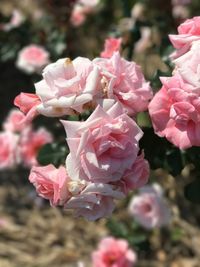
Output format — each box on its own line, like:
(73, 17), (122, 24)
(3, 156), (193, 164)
(106, 219), (128, 238)
(128, 234), (147, 245)
(37, 143), (68, 167)
(165, 149), (184, 176)
(137, 112), (152, 128)
(171, 227), (184, 241)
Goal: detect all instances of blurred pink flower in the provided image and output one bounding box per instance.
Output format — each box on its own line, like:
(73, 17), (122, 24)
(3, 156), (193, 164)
(100, 37), (122, 58)
(92, 237), (137, 267)
(29, 164), (71, 206)
(65, 182), (124, 221)
(70, 0), (99, 26)
(129, 184), (171, 229)
(172, 5), (190, 21)
(134, 27), (152, 53)
(149, 73), (200, 149)
(19, 127), (53, 167)
(93, 52), (152, 115)
(77, 262), (85, 267)
(1, 9), (24, 31)
(62, 103), (143, 183)
(169, 16), (200, 58)
(0, 218), (7, 227)
(70, 4), (87, 27)
(35, 57), (100, 117)
(16, 45), (50, 74)
(3, 109), (26, 132)
(0, 131), (20, 169)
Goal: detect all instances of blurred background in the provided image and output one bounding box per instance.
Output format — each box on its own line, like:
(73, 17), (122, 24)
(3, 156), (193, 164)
(1, 0), (200, 266)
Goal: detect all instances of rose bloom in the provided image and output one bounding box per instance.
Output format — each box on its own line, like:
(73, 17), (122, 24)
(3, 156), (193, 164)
(16, 44), (50, 74)
(173, 40), (200, 88)
(129, 184), (171, 229)
(29, 164), (71, 206)
(119, 152), (149, 194)
(35, 57), (100, 117)
(3, 109), (27, 132)
(93, 52), (152, 115)
(0, 131), (20, 169)
(14, 93), (41, 123)
(149, 73), (200, 149)
(65, 182), (124, 221)
(169, 16), (200, 58)
(92, 237), (137, 267)
(19, 127), (53, 167)
(100, 38), (122, 58)
(62, 103), (143, 184)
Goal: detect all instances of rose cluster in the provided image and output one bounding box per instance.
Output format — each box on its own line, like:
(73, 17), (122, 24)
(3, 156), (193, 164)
(0, 109), (52, 170)
(15, 52), (152, 220)
(149, 16), (200, 149)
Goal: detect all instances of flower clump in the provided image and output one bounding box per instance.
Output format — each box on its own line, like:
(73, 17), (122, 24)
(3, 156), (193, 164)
(149, 16), (200, 149)
(15, 51), (152, 220)
(0, 109), (53, 169)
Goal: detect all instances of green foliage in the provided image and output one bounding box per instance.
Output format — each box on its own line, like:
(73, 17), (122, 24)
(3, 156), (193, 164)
(170, 227), (184, 241)
(150, 69), (171, 91)
(37, 142), (68, 167)
(184, 179), (200, 204)
(106, 218), (148, 248)
(140, 128), (185, 176)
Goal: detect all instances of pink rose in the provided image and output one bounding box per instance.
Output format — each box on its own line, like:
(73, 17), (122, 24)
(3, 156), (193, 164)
(35, 57), (100, 117)
(3, 109), (26, 132)
(16, 45), (50, 74)
(62, 103), (143, 183)
(0, 131), (20, 169)
(100, 38), (122, 58)
(173, 40), (200, 88)
(93, 52), (152, 115)
(19, 127), (53, 167)
(29, 164), (71, 206)
(14, 92), (41, 123)
(65, 182), (124, 221)
(149, 73), (200, 149)
(92, 237), (137, 267)
(119, 152), (150, 194)
(129, 184), (170, 229)
(169, 17), (200, 58)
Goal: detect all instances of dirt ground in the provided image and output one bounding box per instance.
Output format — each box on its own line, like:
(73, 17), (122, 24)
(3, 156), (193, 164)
(0, 169), (200, 267)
